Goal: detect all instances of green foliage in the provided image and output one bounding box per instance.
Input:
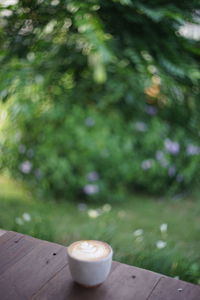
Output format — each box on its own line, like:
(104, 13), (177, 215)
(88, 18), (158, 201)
(0, 0), (200, 199)
(2, 97), (200, 200)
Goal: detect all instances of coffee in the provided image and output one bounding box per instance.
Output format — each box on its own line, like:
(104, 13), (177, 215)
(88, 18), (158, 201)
(68, 240), (111, 261)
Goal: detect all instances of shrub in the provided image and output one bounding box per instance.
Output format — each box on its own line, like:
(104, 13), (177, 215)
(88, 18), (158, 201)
(1, 94), (200, 201)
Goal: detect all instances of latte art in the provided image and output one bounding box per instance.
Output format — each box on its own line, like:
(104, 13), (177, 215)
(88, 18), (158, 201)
(68, 240), (111, 261)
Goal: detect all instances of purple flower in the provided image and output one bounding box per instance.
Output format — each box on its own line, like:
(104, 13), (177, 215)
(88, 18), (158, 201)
(164, 139), (180, 155)
(168, 166), (176, 177)
(141, 159), (153, 170)
(85, 117), (95, 127)
(186, 144), (200, 156)
(135, 121), (148, 132)
(155, 151), (164, 161)
(87, 171), (99, 182)
(19, 161), (32, 174)
(145, 106), (157, 116)
(155, 151), (169, 167)
(83, 184), (99, 195)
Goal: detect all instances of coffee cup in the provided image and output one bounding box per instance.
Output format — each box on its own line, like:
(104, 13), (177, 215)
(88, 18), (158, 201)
(67, 240), (113, 287)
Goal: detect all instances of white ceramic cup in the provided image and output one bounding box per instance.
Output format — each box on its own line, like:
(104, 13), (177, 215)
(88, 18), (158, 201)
(67, 240), (113, 287)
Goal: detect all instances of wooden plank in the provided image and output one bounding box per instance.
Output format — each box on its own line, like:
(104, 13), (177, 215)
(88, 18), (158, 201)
(0, 241), (68, 299)
(0, 229), (6, 236)
(0, 231), (19, 246)
(0, 234), (41, 275)
(0, 283), (26, 300)
(1, 232), (199, 300)
(32, 262), (162, 300)
(31, 264), (72, 300)
(0, 232), (24, 255)
(31, 261), (119, 300)
(67, 262), (162, 300)
(147, 276), (200, 300)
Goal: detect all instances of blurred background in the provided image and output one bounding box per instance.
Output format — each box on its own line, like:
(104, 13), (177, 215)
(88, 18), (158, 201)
(0, 0), (200, 283)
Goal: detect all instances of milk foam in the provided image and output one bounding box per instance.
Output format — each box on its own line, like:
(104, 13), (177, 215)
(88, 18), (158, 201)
(68, 240), (111, 261)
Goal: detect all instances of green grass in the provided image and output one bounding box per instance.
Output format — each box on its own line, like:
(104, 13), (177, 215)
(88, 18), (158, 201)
(0, 175), (200, 284)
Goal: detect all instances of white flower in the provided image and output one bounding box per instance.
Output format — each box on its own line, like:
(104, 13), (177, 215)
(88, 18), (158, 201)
(1, 0), (18, 7)
(1, 9), (13, 17)
(133, 229), (144, 237)
(156, 240), (167, 249)
(147, 65), (157, 74)
(51, 0), (59, 6)
(15, 217), (24, 225)
(160, 223), (168, 233)
(27, 52), (35, 61)
(88, 209), (100, 219)
(102, 204), (112, 212)
(22, 213), (31, 222)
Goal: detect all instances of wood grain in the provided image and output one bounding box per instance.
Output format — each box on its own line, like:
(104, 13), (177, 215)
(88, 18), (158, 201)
(147, 276), (200, 300)
(0, 232), (24, 255)
(0, 234), (40, 275)
(32, 261), (162, 300)
(0, 229), (6, 236)
(0, 232), (199, 300)
(0, 240), (67, 299)
(32, 261), (119, 300)
(0, 231), (19, 247)
(0, 284), (26, 300)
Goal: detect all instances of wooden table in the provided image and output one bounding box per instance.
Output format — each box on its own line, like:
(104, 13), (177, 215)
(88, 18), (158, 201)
(0, 230), (199, 300)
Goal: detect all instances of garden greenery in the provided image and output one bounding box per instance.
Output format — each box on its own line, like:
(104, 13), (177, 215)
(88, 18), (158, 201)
(0, 0), (200, 200)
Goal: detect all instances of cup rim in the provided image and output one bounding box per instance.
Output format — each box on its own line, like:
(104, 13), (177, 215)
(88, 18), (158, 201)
(67, 240), (113, 263)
